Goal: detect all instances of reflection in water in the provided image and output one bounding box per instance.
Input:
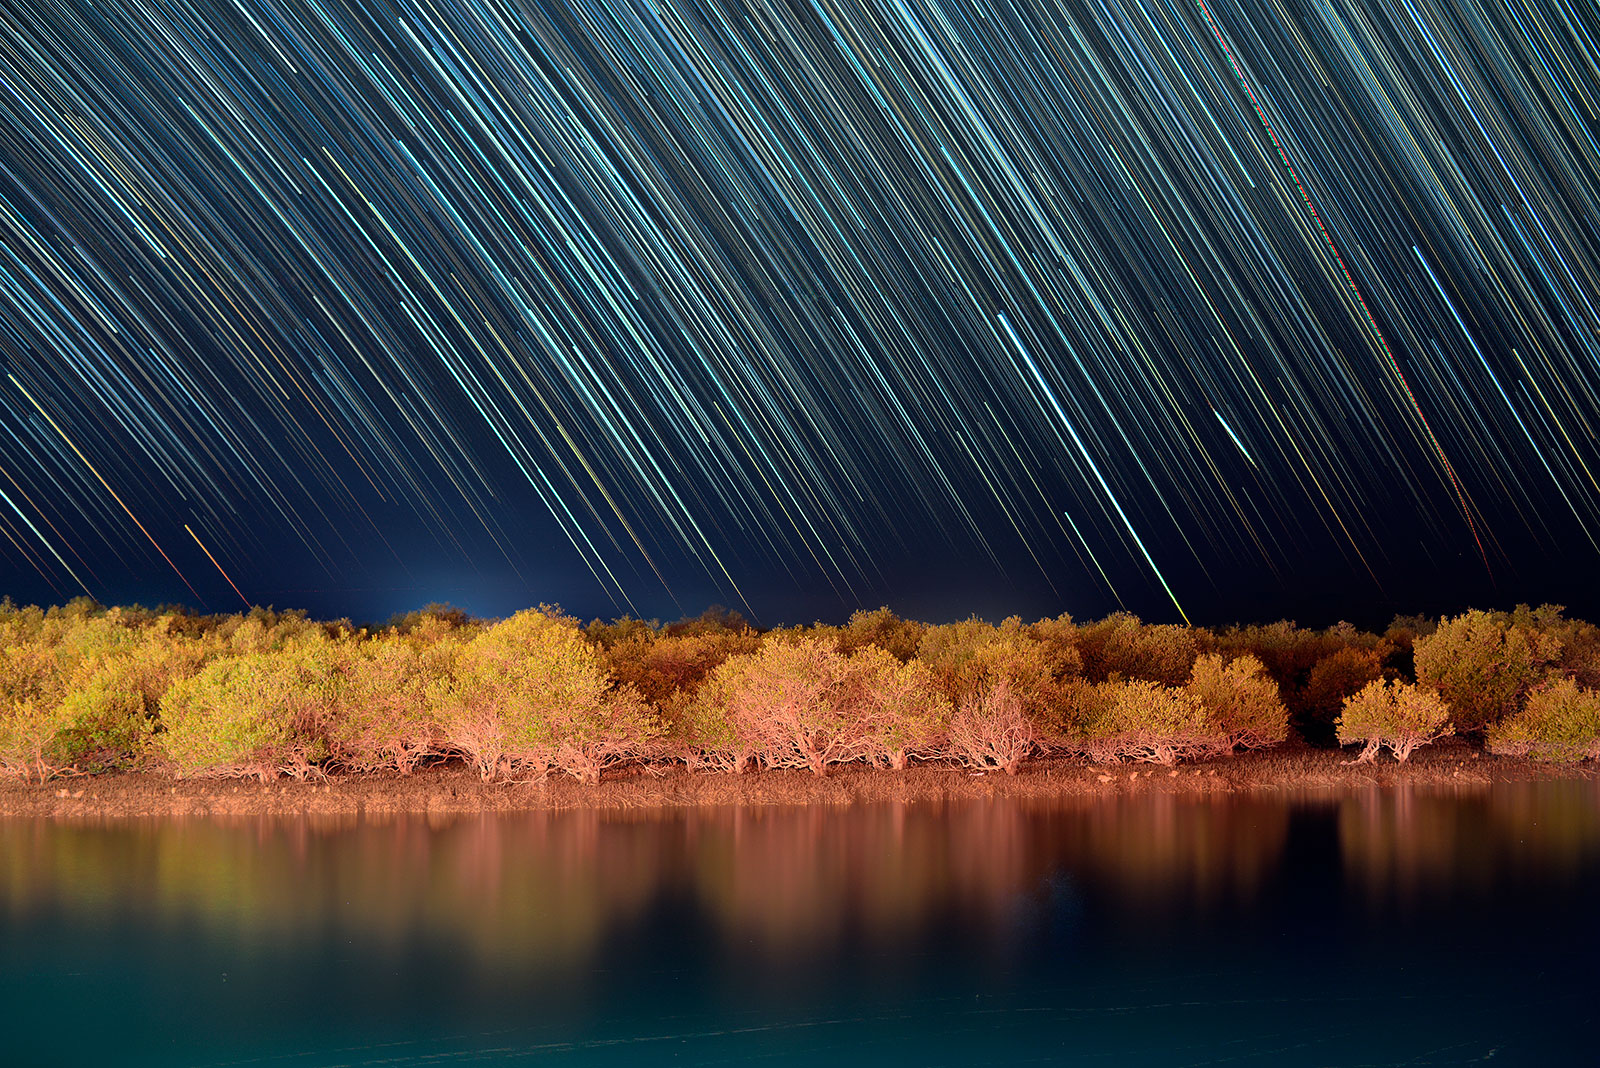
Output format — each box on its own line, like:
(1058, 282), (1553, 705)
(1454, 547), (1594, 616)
(8, 787), (1600, 956)
(1338, 780), (1600, 902)
(3, 785), (1600, 1064)
(0, 796), (1301, 964)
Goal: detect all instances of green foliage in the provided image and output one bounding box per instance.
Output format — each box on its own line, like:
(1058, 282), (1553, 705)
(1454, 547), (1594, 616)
(1077, 612), (1197, 686)
(1336, 679), (1453, 763)
(0, 640), (74, 781)
(851, 645), (951, 769)
(1298, 645), (1387, 742)
(1487, 677), (1600, 762)
(56, 628), (208, 770)
(431, 607), (658, 782)
(0, 608), (212, 778)
(1413, 610), (1560, 732)
(916, 616), (1071, 733)
(159, 644), (334, 780)
(331, 635), (438, 773)
(1068, 678), (1216, 765)
(1186, 653), (1288, 751)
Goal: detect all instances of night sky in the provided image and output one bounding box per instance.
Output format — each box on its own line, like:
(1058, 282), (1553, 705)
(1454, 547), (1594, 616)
(1, 0), (1598, 629)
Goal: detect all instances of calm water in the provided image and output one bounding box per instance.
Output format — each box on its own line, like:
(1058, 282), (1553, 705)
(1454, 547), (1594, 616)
(4, 784), (1599, 1065)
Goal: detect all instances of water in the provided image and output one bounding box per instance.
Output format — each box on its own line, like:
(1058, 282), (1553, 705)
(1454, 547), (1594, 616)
(4, 783), (1599, 1065)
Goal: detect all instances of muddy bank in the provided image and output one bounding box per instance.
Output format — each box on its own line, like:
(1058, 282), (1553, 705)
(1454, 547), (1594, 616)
(1, 740), (1592, 819)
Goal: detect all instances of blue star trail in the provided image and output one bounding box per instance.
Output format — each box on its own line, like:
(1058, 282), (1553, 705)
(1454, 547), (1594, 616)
(0, 0), (1597, 623)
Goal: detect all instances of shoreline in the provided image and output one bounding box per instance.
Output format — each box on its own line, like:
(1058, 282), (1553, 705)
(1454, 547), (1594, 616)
(2, 740), (1595, 819)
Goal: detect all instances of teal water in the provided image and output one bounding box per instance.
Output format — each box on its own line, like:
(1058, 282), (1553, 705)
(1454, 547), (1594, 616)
(3, 783), (1599, 1065)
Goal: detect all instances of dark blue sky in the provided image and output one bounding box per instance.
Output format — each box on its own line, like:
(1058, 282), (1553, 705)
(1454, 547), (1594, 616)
(1, 0), (1598, 629)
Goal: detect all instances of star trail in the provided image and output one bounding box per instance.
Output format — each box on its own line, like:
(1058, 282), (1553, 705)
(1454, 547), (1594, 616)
(0, 0), (1598, 625)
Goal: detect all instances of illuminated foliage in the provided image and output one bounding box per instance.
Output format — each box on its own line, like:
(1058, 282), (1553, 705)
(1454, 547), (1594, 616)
(1487, 678), (1600, 763)
(0, 606), (212, 779)
(1186, 653), (1289, 751)
(1336, 679), (1453, 763)
(916, 616), (1069, 735)
(1070, 679), (1217, 766)
(160, 640), (335, 780)
(837, 608), (927, 662)
(6, 597), (1600, 784)
(1077, 612), (1197, 686)
(430, 607), (658, 783)
(853, 646), (951, 770)
(331, 634), (439, 774)
(0, 640), (73, 782)
(694, 637), (870, 776)
(56, 621), (209, 771)
(1413, 610), (1560, 732)
(597, 626), (762, 755)
(1298, 646), (1387, 738)
(946, 679), (1037, 775)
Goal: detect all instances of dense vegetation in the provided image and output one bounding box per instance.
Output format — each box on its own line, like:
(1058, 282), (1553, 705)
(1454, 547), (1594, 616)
(3, 598), (1599, 783)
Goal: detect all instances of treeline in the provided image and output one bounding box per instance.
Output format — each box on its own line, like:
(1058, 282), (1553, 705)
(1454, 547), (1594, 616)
(2, 598), (1598, 783)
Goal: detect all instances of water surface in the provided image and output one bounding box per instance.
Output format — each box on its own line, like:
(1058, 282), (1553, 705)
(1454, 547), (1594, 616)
(4, 783), (1598, 1064)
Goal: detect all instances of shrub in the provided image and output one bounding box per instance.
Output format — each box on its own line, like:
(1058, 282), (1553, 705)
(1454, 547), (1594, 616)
(946, 679), (1037, 774)
(1213, 621), (1328, 690)
(662, 605), (755, 638)
(693, 637), (873, 776)
(1336, 679), (1453, 763)
(1072, 679), (1216, 765)
(679, 667), (757, 773)
(388, 602), (478, 634)
(1212, 620), (1389, 742)
(0, 641), (74, 782)
(332, 636), (439, 773)
(1, 610), (211, 779)
(1027, 613), (1084, 679)
(1077, 613), (1197, 685)
(211, 606), (332, 654)
(431, 608), (657, 782)
(837, 607), (926, 662)
(1414, 610), (1560, 732)
(1503, 604), (1600, 690)
(1297, 646), (1386, 743)
(0, 598), (48, 646)
(160, 646), (334, 780)
(599, 627), (761, 753)
(55, 628), (209, 770)
(852, 647), (951, 769)
(1487, 678), (1600, 762)
(1554, 619), (1600, 690)
(1186, 653), (1288, 751)
(916, 616), (1066, 733)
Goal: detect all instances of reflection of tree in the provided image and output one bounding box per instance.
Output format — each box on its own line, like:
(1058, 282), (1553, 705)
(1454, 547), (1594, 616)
(1057, 794), (1291, 909)
(12, 787), (1596, 965)
(1338, 782), (1600, 904)
(0, 797), (1306, 967)
(0, 813), (666, 966)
